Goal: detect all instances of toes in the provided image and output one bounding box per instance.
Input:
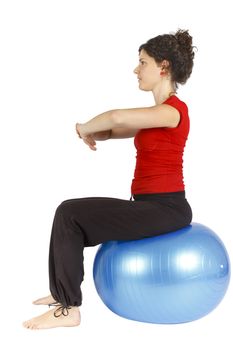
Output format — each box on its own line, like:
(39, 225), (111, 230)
(27, 322), (37, 330)
(22, 320), (29, 328)
(23, 319), (36, 330)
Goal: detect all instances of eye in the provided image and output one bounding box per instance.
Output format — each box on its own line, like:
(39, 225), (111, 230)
(140, 60), (146, 66)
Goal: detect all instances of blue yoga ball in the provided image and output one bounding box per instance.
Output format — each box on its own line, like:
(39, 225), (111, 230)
(93, 223), (230, 324)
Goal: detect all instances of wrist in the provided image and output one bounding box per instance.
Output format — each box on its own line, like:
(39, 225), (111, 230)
(79, 123), (89, 138)
(75, 122), (88, 139)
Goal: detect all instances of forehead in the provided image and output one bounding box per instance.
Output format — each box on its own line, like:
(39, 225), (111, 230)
(138, 49), (160, 68)
(139, 49), (153, 60)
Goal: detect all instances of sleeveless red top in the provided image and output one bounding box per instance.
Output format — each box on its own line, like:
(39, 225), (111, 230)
(131, 95), (190, 194)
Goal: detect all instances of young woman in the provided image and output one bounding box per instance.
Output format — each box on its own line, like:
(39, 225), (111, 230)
(23, 29), (195, 329)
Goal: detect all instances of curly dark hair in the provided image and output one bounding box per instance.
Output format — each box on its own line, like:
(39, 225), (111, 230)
(139, 29), (196, 89)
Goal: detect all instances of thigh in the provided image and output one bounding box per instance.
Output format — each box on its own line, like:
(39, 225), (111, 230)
(58, 197), (191, 246)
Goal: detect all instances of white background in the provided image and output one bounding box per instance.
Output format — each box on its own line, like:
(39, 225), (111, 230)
(0, 0), (232, 348)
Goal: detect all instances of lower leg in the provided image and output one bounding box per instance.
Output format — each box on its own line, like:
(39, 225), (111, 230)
(24, 202), (85, 329)
(48, 202), (84, 308)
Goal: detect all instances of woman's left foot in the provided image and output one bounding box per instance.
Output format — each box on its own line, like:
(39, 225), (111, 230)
(32, 294), (56, 305)
(23, 306), (81, 330)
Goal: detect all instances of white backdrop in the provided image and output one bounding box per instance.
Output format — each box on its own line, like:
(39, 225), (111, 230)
(0, 0), (232, 348)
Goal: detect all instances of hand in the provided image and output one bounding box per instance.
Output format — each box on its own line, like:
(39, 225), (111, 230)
(76, 123), (97, 151)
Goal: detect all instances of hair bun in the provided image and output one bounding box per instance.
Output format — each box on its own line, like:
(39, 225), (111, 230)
(175, 29), (193, 50)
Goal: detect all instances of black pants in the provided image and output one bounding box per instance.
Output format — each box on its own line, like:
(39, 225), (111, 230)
(49, 192), (192, 307)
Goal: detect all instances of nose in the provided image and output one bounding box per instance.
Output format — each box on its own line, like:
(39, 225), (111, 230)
(134, 65), (139, 75)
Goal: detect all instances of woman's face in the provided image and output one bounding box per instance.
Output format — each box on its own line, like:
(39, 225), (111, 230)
(134, 49), (162, 91)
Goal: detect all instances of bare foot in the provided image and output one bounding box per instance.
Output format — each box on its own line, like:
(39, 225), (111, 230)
(23, 306), (81, 330)
(32, 295), (56, 305)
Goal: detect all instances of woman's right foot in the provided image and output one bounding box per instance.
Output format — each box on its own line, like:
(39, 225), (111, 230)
(23, 306), (81, 329)
(33, 294), (57, 305)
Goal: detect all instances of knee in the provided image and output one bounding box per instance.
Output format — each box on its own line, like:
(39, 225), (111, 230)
(55, 199), (75, 217)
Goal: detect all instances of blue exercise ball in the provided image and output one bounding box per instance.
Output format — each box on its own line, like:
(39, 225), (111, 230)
(93, 223), (230, 324)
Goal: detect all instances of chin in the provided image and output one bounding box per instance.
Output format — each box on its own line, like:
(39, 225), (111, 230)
(138, 81), (151, 92)
(139, 85), (151, 92)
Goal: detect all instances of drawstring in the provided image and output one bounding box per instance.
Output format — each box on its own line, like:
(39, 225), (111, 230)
(49, 302), (72, 318)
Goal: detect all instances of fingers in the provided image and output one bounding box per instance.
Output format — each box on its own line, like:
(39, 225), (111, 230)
(83, 137), (97, 151)
(84, 141), (96, 151)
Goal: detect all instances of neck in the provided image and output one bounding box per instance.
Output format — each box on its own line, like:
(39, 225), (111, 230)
(152, 81), (177, 105)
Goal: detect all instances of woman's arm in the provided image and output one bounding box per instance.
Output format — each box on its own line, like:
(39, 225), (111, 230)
(92, 128), (138, 140)
(76, 104), (179, 150)
(110, 127), (139, 139)
(76, 104), (180, 137)
(76, 128), (138, 151)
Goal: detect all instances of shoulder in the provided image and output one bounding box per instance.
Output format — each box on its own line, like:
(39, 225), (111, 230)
(151, 101), (180, 128)
(162, 95), (190, 132)
(163, 95), (188, 113)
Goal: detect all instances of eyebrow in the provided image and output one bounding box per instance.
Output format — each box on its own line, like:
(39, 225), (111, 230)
(139, 58), (146, 61)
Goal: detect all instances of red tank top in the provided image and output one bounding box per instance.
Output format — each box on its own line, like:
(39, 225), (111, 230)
(131, 95), (190, 194)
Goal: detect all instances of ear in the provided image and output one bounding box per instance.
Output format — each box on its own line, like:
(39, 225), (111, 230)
(160, 59), (170, 70)
(159, 60), (170, 76)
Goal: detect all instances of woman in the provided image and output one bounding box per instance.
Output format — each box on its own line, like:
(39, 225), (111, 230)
(23, 29), (195, 329)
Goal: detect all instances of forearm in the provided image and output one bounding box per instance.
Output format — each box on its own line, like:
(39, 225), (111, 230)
(92, 130), (112, 141)
(80, 110), (116, 135)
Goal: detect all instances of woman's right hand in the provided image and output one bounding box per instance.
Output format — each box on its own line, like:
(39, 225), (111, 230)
(82, 134), (97, 151)
(76, 124), (111, 151)
(82, 131), (111, 150)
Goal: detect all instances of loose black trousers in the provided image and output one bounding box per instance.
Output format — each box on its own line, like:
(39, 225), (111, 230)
(49, 192), (192, 307)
